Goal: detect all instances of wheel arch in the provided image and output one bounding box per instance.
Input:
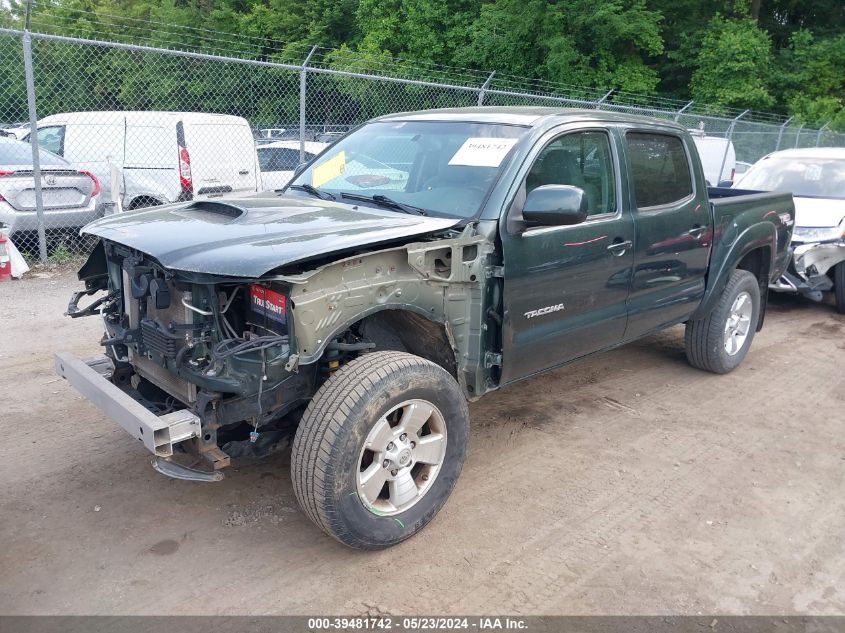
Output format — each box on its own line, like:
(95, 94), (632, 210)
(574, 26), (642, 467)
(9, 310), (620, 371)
(127, 194), (167, 210)
(354, 308), (458, 379)
(305, 305), (459, 381)
(692, 221), (776, 323)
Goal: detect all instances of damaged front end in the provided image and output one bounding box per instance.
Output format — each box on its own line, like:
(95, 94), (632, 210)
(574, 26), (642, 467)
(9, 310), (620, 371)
(58, 240), (315, 480)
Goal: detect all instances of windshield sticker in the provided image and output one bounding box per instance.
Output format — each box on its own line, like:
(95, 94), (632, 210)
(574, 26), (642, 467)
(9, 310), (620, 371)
(804, 164), (822, 181)
(311, 150), (346, 188)
(448, 138), (518, 167)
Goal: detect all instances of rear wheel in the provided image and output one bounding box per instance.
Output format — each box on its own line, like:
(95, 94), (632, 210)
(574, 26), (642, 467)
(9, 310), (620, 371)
(833, 262), (845, 314)
(291, 351), (469, 549)
(685, 269), (760, 374)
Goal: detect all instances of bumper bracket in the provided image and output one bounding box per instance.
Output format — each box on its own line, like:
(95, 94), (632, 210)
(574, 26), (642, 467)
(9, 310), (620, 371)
(54, 352), (201, 458)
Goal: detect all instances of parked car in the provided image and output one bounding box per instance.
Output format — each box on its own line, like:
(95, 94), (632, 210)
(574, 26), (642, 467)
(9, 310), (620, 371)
(254, 127), (291, 142)
(689, 131), (736, 185)
(57, 107), (793, 549)
(735, 160), (752, 177)
(257, 140), (413, 192)
(0, 122), (31, 140)
(0, 135), (99, 240)
(24, 111), (260, 211)
(257, 140), (327, 190)
(735, 147), (845, 312)
(314, 131), (347, 143)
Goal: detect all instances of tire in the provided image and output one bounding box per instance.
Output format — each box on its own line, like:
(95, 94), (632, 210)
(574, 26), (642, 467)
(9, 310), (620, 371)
(833, 262), (845, 314)
(685, 269), (760, 374)
(291, 351), (469, 549)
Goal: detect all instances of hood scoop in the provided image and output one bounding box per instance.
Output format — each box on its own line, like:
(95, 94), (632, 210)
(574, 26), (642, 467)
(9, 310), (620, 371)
(173, 200), (247, 224)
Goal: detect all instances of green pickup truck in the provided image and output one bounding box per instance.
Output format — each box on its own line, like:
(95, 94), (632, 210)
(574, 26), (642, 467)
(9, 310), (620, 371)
(57, 107), (794, 549)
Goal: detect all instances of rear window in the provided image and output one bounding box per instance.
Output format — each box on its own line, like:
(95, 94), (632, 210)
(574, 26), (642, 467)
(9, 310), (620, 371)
(0, 137), (68, 166)
(626, 132), (693, 208)
(258, 147), (313, 172)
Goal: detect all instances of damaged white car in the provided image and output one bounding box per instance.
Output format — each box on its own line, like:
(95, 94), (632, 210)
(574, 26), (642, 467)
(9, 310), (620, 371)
(735, 148), (845, 313)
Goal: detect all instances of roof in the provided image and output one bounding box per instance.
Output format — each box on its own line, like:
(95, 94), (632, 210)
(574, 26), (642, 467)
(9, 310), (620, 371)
(38, 111), (250, 125)
(257, 140), (329, 153)
(765, 148), (845, 159)
(375, 106), (685, 130)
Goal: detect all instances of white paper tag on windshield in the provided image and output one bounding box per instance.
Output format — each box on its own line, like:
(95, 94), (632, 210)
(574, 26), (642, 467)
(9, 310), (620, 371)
(804, 164), (822, 181)
(448, 137), (518, 167)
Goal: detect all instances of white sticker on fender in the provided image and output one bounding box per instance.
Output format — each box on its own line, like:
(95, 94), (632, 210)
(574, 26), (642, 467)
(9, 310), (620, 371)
(448, 137), (519, 167)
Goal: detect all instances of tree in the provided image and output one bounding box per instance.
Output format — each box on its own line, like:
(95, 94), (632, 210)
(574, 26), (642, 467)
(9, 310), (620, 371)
(353, 0), (477, 67)
(690, 15), (775, 111)
(773, 30), (845, 128)
(456, 0), (663, 94)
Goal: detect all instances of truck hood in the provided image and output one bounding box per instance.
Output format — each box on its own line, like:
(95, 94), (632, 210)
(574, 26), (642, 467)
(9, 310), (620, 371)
(82, 195), (460, 277)
(793, 196), (845, 228)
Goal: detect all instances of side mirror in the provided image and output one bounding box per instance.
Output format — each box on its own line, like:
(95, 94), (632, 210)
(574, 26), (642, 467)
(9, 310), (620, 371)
(716, 179), (734, 188)
(522, 185), (588, 226)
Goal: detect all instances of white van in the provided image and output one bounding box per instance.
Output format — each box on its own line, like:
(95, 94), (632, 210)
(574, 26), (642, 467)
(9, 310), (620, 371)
(689, 132), (736, 186)
(25, 111), (260, 210)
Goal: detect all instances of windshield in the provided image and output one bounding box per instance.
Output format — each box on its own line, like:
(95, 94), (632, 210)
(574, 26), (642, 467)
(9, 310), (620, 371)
(0, 137), (68, 167)
(286, 120), (528, 217)
(736, 156), (845, 199)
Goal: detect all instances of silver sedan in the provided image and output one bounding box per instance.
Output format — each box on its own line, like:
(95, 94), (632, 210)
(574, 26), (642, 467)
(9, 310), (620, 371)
(0, 135), (100, 239)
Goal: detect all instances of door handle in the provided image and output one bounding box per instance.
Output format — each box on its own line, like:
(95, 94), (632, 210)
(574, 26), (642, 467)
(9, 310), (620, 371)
(606, 239), (632, 256)
(687, 225), (706, 239)
(239, 169), (250, 175)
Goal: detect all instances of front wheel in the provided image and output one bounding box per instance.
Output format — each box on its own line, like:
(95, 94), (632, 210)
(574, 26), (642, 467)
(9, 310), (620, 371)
(291, 351), (469, 549)
(685, 269), (761, 374)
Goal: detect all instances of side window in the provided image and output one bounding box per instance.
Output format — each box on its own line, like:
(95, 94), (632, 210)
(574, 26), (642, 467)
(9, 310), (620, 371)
(525, 131), (616, 216)
(626, 132), (693, 208)
(35, 126), (65, 156)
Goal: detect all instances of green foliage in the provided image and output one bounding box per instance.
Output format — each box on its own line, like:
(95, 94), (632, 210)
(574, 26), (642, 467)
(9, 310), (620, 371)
(456, 0), (663, 94)
(690, 15), (775, 111)
(1, 0), (844, 130)
(773, 30), (845, 128)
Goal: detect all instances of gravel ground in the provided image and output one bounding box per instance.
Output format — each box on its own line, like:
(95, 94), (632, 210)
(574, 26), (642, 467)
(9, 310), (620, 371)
(0, 270), (843, 615)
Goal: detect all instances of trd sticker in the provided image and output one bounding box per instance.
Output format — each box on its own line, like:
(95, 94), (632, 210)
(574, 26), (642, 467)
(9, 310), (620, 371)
(524, 303), (565, 319)
(250, 285), (287, 324)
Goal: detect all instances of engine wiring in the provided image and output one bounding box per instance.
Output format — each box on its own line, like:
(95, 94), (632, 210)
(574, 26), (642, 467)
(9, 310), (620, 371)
(211, 334), (289, 361)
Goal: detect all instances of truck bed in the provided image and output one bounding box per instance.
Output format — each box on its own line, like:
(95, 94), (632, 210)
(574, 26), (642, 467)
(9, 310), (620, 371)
(707, 186), (795, 283)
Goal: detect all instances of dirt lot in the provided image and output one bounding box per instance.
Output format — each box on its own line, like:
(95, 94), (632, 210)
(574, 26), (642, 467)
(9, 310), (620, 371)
(1, 269), (843, 616)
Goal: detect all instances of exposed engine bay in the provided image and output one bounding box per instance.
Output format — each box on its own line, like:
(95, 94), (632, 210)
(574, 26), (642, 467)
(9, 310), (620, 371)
(66, 241), (327, 474)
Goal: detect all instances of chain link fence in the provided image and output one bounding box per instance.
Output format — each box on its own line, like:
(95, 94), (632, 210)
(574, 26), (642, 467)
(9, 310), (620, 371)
(1, 25), (843, 264)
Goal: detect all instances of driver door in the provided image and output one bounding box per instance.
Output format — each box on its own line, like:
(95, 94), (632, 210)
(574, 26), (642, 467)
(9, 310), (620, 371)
(500, 128), (635, 383)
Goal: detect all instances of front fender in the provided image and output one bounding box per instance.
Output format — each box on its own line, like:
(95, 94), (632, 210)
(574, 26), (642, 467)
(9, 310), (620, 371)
(691, 220), (776, 320)
(273, 226), (497, 398)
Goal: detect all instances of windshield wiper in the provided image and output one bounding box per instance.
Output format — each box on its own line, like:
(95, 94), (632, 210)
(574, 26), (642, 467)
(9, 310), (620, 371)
(289, 184), (336, 201)
(340, 192), (428, 216)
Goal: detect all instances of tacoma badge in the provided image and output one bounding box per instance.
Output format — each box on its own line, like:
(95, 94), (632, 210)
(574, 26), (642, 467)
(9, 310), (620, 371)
(524, 303), (565, 319)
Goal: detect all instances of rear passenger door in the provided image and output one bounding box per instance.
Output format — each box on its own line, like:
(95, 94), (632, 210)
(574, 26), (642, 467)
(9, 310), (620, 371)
(500, 128), (635, 382)
(622, 130), (711, 338)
